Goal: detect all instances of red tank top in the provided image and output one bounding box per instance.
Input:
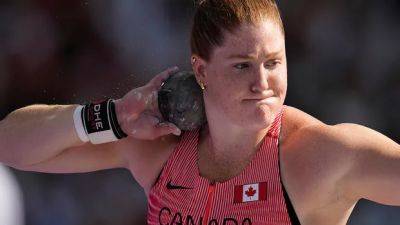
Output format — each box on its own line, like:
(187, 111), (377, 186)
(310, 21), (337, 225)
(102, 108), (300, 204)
(147, 108), (299, 225)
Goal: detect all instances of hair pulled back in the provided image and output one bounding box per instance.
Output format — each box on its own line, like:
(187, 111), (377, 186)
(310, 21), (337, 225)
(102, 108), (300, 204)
(191, 0), (284, 61)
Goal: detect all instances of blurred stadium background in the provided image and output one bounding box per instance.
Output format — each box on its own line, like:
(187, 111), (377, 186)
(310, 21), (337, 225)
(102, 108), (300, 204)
(0, 0), (399, 224)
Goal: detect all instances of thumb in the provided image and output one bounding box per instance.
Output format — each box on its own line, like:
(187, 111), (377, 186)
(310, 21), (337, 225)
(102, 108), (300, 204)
(156, 122), (182, 136)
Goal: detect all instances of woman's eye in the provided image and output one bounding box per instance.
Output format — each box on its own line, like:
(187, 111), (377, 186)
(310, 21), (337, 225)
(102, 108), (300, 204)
(265, 60), (280, 68)
(234, 63), (249, 70)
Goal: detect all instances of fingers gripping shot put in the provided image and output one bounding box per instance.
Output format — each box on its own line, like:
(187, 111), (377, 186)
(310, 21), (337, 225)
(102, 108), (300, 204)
(0, 0), (400, 225)
(114, 67), (184, 140)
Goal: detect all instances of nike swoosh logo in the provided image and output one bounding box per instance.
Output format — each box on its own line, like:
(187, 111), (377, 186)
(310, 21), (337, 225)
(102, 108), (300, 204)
(166, 181), (193, 190)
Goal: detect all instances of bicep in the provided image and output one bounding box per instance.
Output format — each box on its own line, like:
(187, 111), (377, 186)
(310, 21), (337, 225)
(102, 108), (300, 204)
(337, 123), (400, 205)
(16, 135), (178, 191)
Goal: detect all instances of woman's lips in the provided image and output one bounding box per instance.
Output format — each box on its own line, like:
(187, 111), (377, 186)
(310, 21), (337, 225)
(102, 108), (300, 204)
(243, 96), (277, 105)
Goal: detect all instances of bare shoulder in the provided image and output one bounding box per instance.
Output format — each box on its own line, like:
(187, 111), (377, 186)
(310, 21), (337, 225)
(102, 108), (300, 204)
(280, 106), (346, 173)
(119, 134), (180, 192)
(282, 106), (389, 156)
(280, 106), (366, 189)
(282, 105), (358, 152)
(280, 106), (400, 219)
(281, 105), (324, 141)
(280, 106), (364, 221)
(281, 107), (365, 167)
(280, 106), (394, 193)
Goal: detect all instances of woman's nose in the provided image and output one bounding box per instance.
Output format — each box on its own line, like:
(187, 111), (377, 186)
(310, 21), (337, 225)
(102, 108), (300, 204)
(250, 69), (269, 93)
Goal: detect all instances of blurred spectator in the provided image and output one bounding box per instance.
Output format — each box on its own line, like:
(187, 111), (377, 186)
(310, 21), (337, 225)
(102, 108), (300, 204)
(0, 165), (24, 225)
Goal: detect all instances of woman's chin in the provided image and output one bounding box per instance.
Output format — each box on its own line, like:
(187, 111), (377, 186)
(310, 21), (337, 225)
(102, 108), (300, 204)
(236, 113), (275, 130)
(249, 104), (282, 128)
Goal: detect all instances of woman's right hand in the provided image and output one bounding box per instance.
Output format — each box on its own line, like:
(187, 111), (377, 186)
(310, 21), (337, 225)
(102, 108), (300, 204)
(114, 67), (181, 140)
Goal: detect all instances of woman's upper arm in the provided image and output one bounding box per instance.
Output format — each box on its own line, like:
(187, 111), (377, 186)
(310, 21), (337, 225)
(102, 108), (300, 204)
(334, 123), (400, 205)
(15, 134), (178, 188)
(14, 139), (130, 173)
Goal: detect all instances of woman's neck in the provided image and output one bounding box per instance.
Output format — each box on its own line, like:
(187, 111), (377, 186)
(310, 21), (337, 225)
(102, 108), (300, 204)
(197, 122), (271, 182)
(200, 120), (271, 161)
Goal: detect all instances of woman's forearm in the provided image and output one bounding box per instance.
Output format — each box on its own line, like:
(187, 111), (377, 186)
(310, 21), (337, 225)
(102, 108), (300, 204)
(0, 104), (84, 167)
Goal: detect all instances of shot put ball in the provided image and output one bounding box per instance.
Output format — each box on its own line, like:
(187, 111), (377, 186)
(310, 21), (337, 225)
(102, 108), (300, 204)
(158, 71), (207, 131)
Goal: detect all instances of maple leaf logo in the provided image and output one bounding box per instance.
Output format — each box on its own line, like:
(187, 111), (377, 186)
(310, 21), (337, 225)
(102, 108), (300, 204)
(245, 186), (256, 198)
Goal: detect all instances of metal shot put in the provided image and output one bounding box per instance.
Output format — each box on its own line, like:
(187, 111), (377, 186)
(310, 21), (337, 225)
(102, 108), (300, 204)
(158, 71), (206, 131)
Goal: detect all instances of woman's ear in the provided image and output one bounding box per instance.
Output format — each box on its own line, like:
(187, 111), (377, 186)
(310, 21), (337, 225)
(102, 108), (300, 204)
(191, 54), (207, 87)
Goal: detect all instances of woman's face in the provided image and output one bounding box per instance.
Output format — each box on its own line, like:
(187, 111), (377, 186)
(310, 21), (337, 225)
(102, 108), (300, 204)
(195, 20), (287, 130)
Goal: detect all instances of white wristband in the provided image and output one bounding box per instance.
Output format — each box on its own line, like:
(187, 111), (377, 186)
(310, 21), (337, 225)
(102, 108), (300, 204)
(86, 100), (119, 144)
(88, 130), (119, 144)
(83, 100), (119, 145)
(73, 105), (89, 143)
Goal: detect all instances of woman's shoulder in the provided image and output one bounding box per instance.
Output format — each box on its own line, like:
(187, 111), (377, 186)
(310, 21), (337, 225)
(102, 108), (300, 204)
(281, 105), (354, 155)
(281, 105), (325, 143)
(279, 107), (359, 215)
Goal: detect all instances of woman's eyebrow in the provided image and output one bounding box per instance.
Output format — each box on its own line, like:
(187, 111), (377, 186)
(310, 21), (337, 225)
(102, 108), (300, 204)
(226, 53), (257, 60)
(226, 51), (283, 60)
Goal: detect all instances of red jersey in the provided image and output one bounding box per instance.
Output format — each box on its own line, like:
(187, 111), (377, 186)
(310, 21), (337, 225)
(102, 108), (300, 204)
(147, 109), (300, 225)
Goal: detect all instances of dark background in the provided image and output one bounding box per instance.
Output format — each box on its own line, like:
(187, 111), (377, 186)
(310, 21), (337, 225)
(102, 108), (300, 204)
(0, 0), (399, 224)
